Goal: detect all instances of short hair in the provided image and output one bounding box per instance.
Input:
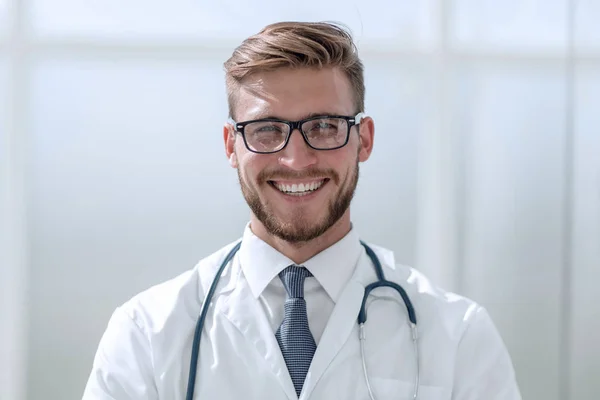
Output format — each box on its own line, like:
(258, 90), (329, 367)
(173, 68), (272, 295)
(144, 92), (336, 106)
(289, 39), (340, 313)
(224, 21), (365, 119)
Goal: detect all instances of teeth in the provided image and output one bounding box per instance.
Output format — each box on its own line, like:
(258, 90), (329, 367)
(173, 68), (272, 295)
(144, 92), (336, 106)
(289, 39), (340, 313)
(275, 180), (324, 194)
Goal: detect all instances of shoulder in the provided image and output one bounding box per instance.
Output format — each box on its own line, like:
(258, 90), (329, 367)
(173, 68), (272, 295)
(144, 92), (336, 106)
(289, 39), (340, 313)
(117, 239), (242, 336)
(84, 240), (244, 397)
(364, 243), (521, 396)
(363, 242), (485, 340)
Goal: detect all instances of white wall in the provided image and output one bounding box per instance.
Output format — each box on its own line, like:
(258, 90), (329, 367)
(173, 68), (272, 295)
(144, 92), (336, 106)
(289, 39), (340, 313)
(1, 1), (599, 400)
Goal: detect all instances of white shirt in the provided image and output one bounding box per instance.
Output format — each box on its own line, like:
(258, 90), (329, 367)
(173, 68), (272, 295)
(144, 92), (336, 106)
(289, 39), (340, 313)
(83, 223), (522, 399)
(240, 223), (362, 344)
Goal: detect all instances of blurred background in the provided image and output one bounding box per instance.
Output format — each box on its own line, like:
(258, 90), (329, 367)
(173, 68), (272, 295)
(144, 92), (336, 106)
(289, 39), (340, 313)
(0, 0), (599, 399)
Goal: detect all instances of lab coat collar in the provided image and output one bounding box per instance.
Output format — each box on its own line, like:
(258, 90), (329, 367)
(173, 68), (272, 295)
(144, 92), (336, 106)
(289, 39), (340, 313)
(225, 234), (400, 400)
(219, 261), (298, 400)
(238, 222), (363, 303)
(301, 244), (399, 400)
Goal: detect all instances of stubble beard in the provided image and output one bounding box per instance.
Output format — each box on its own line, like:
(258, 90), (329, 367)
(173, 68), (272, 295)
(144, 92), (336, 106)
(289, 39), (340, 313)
(237, 158), (360, 244)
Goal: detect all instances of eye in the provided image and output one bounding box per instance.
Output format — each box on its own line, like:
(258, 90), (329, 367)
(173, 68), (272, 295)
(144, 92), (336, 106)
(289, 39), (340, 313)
(305, 119), (341, 135)
(314, 122), (334, 129)
(246, 121), (287, 136)
(256, 125), (283, 133)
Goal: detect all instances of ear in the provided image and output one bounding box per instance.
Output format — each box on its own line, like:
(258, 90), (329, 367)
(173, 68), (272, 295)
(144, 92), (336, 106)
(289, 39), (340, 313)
(223, 123), (238, 168)
(357, 116), (375, 162)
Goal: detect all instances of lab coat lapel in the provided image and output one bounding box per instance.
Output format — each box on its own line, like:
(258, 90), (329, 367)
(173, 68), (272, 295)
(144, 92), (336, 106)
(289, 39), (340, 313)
(219, 277), (297, 400)
(300, 278), (365, 399)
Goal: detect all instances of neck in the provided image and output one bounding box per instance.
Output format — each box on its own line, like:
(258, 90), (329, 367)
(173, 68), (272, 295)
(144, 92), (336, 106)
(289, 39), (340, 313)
(249, 212), (352, 264)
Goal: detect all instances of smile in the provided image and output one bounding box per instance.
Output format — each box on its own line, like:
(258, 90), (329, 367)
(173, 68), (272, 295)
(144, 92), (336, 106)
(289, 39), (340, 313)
(269, 179), (328, 196)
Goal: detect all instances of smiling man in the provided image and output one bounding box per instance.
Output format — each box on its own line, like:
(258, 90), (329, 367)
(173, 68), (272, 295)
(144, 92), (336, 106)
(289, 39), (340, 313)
(227, 65), (369, 258)
(83, 22), (521, 400)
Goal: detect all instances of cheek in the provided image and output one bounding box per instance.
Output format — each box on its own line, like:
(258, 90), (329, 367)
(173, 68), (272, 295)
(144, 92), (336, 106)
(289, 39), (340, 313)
(238, 154), (267, 185)
(237, 161), (254, 184)
(330, 150), (357, 176)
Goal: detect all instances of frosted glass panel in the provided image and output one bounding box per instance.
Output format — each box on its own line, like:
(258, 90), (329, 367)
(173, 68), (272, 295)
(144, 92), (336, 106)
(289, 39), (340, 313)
(455, 62), (566, 400)
(575, 0), (600, 49)
(0, 59), (5, 161)
(352, 55), (428, 266)
(569, 65), (600, 399)
(0, 59), (6, 207)
(0, 0), (7, 38)
(450, 0), (568, 51)
(0, 58), (7, 248)
(29, 0), (437, 47)
(26, 55), (249, 399)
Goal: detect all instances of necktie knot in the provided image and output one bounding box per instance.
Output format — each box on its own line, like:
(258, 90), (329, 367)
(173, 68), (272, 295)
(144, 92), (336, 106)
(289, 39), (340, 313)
(279, 265), (312, 299)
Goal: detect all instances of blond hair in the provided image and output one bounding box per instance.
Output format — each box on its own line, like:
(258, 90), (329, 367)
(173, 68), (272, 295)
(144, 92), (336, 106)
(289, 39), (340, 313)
(224, 21), (365, 119)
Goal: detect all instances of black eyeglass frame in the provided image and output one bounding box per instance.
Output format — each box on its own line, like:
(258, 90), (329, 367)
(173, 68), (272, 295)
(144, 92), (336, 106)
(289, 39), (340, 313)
(227, 112), (366, 154)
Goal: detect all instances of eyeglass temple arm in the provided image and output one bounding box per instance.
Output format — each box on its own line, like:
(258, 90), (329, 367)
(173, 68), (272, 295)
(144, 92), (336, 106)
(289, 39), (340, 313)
(354, 112), (366, 124)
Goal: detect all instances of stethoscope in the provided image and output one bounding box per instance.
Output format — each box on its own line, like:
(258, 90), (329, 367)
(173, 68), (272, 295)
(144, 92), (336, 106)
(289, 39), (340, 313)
(185, 240), (420, 400)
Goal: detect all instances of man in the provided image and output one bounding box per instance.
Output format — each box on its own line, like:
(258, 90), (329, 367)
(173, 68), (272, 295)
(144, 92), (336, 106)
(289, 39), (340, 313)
(83, 21), (521, 399)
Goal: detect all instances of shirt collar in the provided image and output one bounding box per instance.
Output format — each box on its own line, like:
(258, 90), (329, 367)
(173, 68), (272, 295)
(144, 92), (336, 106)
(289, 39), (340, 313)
(238, 222), (363, 302)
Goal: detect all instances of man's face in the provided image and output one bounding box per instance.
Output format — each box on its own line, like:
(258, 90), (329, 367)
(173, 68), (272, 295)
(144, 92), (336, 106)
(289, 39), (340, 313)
(225, 67), (373, 243)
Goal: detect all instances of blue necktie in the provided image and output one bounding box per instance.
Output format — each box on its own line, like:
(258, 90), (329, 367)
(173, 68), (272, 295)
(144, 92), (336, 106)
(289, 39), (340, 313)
(276, 265), (317, 398)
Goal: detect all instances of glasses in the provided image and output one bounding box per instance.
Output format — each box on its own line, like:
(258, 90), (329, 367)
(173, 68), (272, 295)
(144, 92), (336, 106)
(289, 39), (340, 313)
(228, 112), (365, 154)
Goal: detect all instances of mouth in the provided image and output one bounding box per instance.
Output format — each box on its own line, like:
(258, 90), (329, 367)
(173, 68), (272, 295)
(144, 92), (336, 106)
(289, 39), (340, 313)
(268, 178), (329, 197)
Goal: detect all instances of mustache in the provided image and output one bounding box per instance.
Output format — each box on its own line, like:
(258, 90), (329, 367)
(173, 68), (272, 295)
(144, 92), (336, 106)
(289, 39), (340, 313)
(258, 167), (340, 185)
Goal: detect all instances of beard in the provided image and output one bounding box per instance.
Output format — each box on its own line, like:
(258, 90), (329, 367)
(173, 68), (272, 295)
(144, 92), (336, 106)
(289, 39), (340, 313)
(237, 158), (360, 244)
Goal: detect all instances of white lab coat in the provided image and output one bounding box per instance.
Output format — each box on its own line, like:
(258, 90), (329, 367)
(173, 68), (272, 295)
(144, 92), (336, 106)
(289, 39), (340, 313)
(83, 239), (521, 400)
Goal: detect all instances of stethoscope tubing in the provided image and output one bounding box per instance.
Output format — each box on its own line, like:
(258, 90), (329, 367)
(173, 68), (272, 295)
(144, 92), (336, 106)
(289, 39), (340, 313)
(185, 240), (418, 400)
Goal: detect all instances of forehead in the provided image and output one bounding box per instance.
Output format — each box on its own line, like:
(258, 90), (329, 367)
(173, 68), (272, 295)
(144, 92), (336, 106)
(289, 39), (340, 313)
(235, 67), (355, 121)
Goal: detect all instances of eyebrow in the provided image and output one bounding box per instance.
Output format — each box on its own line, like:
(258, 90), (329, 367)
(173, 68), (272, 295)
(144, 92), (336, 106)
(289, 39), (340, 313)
(248, 111), (345, 121)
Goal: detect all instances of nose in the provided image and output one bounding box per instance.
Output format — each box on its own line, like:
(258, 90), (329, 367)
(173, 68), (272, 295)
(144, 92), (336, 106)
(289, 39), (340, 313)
(278, 129), (318, 170)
